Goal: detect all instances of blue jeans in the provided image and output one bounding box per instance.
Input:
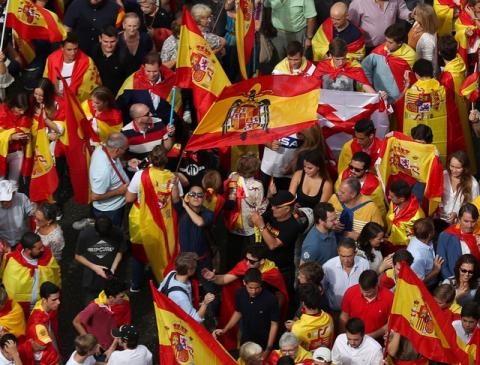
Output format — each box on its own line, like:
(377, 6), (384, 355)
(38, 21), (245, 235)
(92, 206), (125, 227)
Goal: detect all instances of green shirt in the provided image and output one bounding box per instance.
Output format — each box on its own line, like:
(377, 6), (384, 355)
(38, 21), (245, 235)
(264, 0), (317, 32)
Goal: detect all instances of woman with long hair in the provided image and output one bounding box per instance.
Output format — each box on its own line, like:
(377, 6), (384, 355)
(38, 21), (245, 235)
(356, 222), (385, 272)
(443, 254), (480, 306)
(81, 86), (122, 145)
(288, 150), (332, 209)
(441, 150), (479, 224)
(409, 3), (439, 74)
(0, 93), (32, 185)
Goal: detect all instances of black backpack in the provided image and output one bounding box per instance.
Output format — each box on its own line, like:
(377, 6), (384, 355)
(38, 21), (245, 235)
(160, 271), (190, 298)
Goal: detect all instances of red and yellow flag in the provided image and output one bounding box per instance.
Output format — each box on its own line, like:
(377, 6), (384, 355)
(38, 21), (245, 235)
(6, 0), (66, 42)
(29, 112), (58, 202)
(60, 75), (91, 205)
(390, 262), (470, 364)
(455, 9), (476, 65)
(12, 30), (35, 65)
(375, 132), (443, 215)
(176, 6), (231, 121)
(235, 0), (255, 80)
(185, 75), (320, 151)
(150, 281), (237, 365)
(81, 99), (122, 144)
(459, 71), (479, 102)
(129, 168), (179, 282)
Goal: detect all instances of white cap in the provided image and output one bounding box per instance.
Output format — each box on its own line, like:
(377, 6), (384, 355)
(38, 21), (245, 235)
(0, 180), (15, 201)
(312, 347), (332, 362)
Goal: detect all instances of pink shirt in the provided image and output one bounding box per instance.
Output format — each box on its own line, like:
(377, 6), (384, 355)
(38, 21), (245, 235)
(78, 302), (117, 350)
(349, 0), (411, 47)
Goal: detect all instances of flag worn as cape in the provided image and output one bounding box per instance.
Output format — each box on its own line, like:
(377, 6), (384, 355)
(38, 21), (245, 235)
(44, 48), (100, 102)
(185, 75), (320, 151)
(60, 75), (91, 204)
(93, 290), (131, 326)
(375, 132), (443, 215)
(386, 195), (425, 247)
(176, 6), (231, 121)
(435, 0), (461, 36)
(312, 18), (365, 61)
(218, 259), (288, 350)
(6, 0), (66, 42)
(445, 224), (480, 261)
(29, 112), (58, 202)
(235, 0), (255, 80)
(129, 168), (179, 282)
(314, 58), (372, 88)
(273, 57), (316, 76)
(390, 262), (470, 364)
(150, 281), (237, 365)
(396, 78), (465, 163)
(0, 299), (26, 339)
(81, 99), (122, 144)
(455, 9), (477, 65)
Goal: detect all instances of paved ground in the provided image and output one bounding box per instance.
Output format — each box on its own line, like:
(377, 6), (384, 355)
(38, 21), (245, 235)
(57, 200), (159, 363)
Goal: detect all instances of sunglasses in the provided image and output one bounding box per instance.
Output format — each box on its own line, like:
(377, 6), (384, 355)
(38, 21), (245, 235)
(460, 268), (475, 275)
(188, 192), (204, 198)
(349, 164), (364, 173)
(245, 257), (260, 265)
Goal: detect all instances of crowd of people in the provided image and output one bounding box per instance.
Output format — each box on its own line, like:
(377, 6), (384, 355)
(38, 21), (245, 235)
(0, 0), (480, 364)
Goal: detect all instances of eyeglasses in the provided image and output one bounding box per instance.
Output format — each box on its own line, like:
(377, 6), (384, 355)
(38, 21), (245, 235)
(349, 164), (364, 173)
(188, 192), (204, 198)
(137, 111), (151, 119)
(460, 268), (475, 275)
(245, 257), (260, 265)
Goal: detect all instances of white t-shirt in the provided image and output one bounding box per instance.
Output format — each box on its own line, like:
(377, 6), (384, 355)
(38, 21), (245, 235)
(107, 345), (153, 365)
(58, 61), (75, 94)
(0, 350), (14, 365)
(127, 169), (183, 203)
(332, 333), (383, 365)
(65, 351), (96, 365)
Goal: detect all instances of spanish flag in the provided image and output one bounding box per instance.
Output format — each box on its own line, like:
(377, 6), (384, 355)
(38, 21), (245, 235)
(81, 99), (122, 144)
(6, 0), (66, 42)
(59, 75), (91, 205)
(51, 0), (64, 19)
(390, 262), (470, 364)
(185, 75), (320, 151)
(13, 30), (35, 65)
(459, 71), (479, 102)
(0, 299), (26, 339)
(312, 18), (365, 61)
(176, 6), (231, 121)
(235, 0), (255, 80)
(375, 132), (443, 215)
(29, 112), (58, 202)
(434, 0), (461, 36)
(455, 9), (476, 65)
(129, 168), (179, 282)
(150, 281), (237, 365)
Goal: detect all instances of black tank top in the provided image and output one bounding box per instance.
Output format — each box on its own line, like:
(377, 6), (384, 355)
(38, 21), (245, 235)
(296, 171), (325, 209)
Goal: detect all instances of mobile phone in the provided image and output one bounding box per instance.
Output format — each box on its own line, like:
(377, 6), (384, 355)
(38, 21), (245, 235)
(137, 158), (149, 170)
(103, 268), (113, 279)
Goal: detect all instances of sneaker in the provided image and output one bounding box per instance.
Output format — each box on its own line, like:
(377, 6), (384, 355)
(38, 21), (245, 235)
(72, 218), (95, 230)
(129, 286), (141, 293)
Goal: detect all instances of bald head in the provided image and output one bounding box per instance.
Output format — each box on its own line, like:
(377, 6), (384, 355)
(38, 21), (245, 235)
(129, 103), (150, 119)
(330, 2), (348, 30)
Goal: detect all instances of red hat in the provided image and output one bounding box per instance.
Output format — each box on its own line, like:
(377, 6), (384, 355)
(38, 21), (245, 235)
(28, 324), (52, 346)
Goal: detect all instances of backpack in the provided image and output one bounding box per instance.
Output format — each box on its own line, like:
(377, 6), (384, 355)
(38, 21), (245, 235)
(160, 271), (189, 298)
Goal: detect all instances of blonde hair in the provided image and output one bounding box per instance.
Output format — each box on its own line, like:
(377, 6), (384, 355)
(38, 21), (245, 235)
(415, 3), (439, 34)
(239, 342), (262, 361)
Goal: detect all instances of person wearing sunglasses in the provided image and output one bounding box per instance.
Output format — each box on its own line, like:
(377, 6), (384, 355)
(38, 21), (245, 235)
(443, 254), (479, 306)
(335, 151), (386, 218)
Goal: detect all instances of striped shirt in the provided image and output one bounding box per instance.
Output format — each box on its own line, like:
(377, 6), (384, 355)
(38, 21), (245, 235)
(121, 119), (167, 160)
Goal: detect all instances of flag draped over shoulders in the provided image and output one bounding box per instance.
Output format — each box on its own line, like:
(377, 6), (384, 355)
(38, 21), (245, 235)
(81, 100), (122, 144)
(235, 0), (255, 80)
(455, 10), (477, 65)
(390, 262), (471, 364)
(129, 168), (179, 282)
(176, 6), (231, 121)
(150, 281), (237, 365)
(314, 59), (372, 87)
(185, 75), (320, 151)
(44, 49), (100, 102)
(435, 0), (461, 36)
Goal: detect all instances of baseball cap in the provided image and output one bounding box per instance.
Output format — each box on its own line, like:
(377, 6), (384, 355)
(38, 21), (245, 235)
(0, 180), (15, 201)
(312, 347), (331, 362)
(269, 190), (296, 207)
(28, 324), (52, 346)
(112, 325), (139, 341)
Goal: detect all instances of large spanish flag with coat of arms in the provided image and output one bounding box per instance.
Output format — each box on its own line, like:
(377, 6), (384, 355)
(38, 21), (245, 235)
(176, 6), (231, 121)
(6, 0), (66, 42)
(150, 281), (237, 365)
(390, 262), (471, 364)
(185, 75), (320, 151)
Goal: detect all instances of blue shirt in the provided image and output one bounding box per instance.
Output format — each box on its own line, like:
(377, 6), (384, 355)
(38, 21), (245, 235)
(301, 226), (337, 265)
(175, 203), (214, 256)
(407, 236), (435, 282)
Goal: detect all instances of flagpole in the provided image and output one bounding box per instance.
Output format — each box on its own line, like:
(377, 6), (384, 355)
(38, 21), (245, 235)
(169, 86), (177, 126)
(0, 0), (11, 50)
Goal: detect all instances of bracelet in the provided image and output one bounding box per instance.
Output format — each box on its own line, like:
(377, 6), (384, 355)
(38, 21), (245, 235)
(259, 226), (266, 232)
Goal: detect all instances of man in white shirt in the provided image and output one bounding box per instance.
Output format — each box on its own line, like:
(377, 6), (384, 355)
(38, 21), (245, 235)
(0, 334), (21, 365)
(332, 317), (383, 365)
(452, 302), (480, 346)
(322, 238), (369, 311)
(108, 325), (152, 365)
